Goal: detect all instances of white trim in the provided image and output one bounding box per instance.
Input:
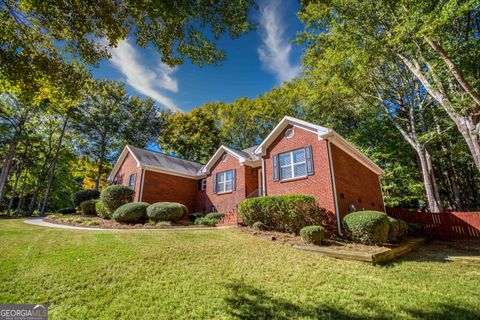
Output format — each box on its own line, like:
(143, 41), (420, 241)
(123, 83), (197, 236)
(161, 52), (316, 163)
(201, 145), (260, 174)
(216, 170), (234, 193)
(108, 146), (141, 181)
(278, 148), (307, 180)
(261, 158), (266, 196)
(141, 165), (204, 180)
(138, 169), (145, 201)
(327, 141), (342, 236)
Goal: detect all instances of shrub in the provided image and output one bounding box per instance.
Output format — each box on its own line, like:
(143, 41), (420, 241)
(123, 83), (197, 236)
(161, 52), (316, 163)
(80, 199), (98, 215)
(180, 204), (188, 216)
(300, 225), (326, 245)
(113, 202), (149, 223)
(194, 217), (218, 226)
(252, 221), (268, 231)
(95, 201), (112, 219)
(72, 189), (100, 208)
(100, 185), (135, 213)
(188, 213), (204, 222)
(239, 194), (324, 234)
(57, 207), (76, 214)
(147, 202), (185, 222)
(343, 211), (390, 245)
(205, 212), (225, 220)
(408, 223), (424, 237)
(387, 217), (409, 243)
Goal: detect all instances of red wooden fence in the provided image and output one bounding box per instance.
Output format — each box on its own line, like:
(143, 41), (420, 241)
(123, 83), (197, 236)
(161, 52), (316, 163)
(385, 207), (480, 240)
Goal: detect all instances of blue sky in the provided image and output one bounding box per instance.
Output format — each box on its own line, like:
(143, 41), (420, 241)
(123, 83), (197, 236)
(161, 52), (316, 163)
(91, 0), (303, 113)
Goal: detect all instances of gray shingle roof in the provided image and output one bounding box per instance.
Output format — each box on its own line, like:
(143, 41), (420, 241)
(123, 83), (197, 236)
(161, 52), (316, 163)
(127, 145), (203, 176)
(241, 145), (260, 160)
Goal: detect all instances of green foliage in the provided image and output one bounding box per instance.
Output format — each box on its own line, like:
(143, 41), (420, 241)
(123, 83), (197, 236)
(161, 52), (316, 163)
(100, 185), (135, 213)
(205, 212), (225, 220)
(80, 199), (98, 216)
(408, 223), (424, 237)
(239, 194), (324, 234)
(72, 189), (100, 208)
(343, 211), (390, 245)
(113, 202), (149, 224)
(146, 202), (185, 222)
(252, 221), (268, 231)
(188, 213), (204, 222)
(194, 217), (218, 226)
(95, 201), (112, 219)
(387, 217), (409, 243)
(300, 226), (326, 245)
(56, 207), (76, 214)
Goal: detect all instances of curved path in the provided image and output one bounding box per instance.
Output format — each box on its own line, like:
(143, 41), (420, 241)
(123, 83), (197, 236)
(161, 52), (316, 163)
(24, 217), (223, 231)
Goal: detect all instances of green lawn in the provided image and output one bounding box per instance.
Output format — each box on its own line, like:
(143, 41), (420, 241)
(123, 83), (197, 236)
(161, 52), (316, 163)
(0, 220), (479, 319)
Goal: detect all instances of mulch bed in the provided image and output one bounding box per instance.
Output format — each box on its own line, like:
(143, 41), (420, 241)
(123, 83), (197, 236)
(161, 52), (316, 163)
(44, 215), (211, 230)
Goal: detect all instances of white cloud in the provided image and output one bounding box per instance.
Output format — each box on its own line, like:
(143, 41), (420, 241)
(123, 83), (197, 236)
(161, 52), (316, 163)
(108, 40), (180, 111)
(257, 1), (301, 84)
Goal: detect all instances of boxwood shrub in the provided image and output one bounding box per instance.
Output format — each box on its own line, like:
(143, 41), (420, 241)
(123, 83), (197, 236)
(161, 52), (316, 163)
(113, 202), (149, 223)
(147, 202), (185, 222)
(194, 217), (218, 226)
(188, 213), (204, 222)
(95, 200), (112, 219)
(300, 225), (325, 245)
(205, 212), (225, 220)
(239, 194), (324, 234)
(387, 217), (408, 243)
(343, 211), (390, 245)
(100, 185), (135, 213)
(80, 199), (98, 215)
(72, 189), (100, 208)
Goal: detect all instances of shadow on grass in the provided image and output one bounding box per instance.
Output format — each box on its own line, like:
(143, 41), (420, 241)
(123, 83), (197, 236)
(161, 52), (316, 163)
(223, 281), (480, 320)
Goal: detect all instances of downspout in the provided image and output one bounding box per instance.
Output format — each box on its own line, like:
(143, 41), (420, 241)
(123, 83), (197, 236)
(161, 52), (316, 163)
(378, 176), (386, 213)
(261, 158), (266, 196)
(327, 140), (342, 236)
(138, 169), (145, 202)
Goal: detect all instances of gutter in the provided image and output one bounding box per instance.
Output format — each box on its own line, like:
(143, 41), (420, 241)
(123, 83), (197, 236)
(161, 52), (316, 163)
(327, 140), (343, 236)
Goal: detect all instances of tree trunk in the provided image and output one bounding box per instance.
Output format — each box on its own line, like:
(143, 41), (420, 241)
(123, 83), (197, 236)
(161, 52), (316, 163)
(40, 113), (70, 216)
(6, 164), (21, 216)
(0, 138), (19, 205)
(15, 183), (26, 217)
(417, 147), (442, 212)
(425, 150), (442, 211)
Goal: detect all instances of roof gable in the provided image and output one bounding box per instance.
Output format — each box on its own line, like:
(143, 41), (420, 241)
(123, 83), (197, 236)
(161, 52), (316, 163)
(200, 145), (261, 174)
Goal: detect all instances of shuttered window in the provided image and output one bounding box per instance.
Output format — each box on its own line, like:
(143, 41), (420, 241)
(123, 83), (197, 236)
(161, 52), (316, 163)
(276, 146), (314, 180)
(128, 173), (137, 189)
(216, 169), (235, 193)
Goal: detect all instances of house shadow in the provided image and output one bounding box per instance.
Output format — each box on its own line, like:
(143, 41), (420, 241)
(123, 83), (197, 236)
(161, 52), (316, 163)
(223, 281), (480, 320)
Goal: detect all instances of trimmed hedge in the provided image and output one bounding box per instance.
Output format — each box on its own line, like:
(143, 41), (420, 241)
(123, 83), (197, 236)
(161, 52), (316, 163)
(343, 211), (390, 245)
(80, 199), (98, 215)
(252, 221), (268, 230)
(239, 194), (324, 234)
(113, 202), (149, 223)
(205, 212), (224, 220)
(188, 213), (204, 222)
(57, 207), (76, 214)
(147, 202), (185, 222)
(300, 225), (325, 245)
(194, 217), (218, 226)
(95, 200), (112, 219)
(387, 217), (408, 243)
(100, 185), (135, 213)
(72, 189), (100, 208)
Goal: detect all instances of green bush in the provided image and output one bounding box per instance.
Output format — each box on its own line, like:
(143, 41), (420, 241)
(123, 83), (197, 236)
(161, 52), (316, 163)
(100, 185), (135, 213)
(252, 221), (268, 230)
(80, 199), (98, 215)
(146, 202), (185, 222)
(205, 212), (224, 220)
(188, 213), (204, 222)
(407, 223), (424, 236)
(113, 202), (149, 223)
(387, 217), (409, 243)
(72, 189), (100, 208)
(343, 211), (390, 245)
(300, 225), (326, 245)
(239, 194), (324, 234)
(95, 201), (112, 219)
(194, 217), (218, 226)
(57, 207), (76, 214)
(180, 204), (188, 216)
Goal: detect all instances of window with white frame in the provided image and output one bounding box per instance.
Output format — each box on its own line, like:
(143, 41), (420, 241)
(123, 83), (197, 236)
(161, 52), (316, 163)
(216, 170), (234, 193)
(279, 149), (307, 180)
(128, 173), (137, 189)
(201, 178), (207, 190)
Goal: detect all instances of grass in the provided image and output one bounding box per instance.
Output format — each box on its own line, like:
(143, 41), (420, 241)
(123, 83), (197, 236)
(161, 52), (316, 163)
(0, 219), (479, 319)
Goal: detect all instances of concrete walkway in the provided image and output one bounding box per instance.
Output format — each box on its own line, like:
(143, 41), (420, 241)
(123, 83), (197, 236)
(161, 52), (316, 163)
(24, 217), (223, 232)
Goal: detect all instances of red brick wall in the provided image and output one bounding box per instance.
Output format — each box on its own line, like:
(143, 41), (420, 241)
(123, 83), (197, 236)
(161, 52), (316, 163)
(112, 152), (143, 201)
(264, 125), (336, 213)
(141, 170), (199, 212)
(205, 152), (248, 213)
(331, 144), (384, 219)
(245, 166), (259, 197)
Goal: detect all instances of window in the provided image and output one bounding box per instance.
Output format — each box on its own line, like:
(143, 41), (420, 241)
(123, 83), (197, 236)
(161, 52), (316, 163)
(216, 170), (234, 193)
(279, 149), (307, 180)
(128, 173), (137, 189)
(201, 178), (207, 190)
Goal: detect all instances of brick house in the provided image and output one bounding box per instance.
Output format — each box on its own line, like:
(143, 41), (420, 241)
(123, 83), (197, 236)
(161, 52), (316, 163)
(109, 116), (384, 234)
